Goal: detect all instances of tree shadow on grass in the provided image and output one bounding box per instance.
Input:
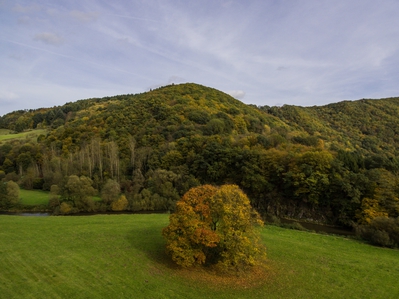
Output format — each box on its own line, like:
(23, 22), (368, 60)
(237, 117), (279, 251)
(125, 226), (177, 270)
(125, 225), (273, 290)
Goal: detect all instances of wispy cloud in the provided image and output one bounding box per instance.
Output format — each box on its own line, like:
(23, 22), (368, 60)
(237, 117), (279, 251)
(1, 0), (399, 115)
(33, 32), (64, 46)
(70, 10), (99, 23)
(17, 16), (32, 25)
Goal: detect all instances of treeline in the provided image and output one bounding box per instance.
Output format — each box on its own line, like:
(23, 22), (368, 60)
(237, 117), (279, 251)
(1, 126), (398, 226)
(0, 83), (399, 240)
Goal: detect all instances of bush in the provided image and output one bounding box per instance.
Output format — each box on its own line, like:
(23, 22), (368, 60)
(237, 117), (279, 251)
(48, 198), (60, 210)
(59, 202), (73, 215)
(111, 195), (128, 211)
(370, 230), (392, 247)
(265, 214), (281, 225)
(355, 217), (399, 248)
(5, 172), (19, 182)
(32, 178), (44, 190)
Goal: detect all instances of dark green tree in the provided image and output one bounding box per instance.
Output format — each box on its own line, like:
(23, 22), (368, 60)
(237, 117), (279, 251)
(101, 179), (121, 204)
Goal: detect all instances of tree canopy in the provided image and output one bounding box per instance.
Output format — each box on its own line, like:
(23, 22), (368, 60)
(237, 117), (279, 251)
(162, 184), (266, 272)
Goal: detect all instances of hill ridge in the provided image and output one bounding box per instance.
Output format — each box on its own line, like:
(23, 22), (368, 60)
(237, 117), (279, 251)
(1, 83), (399, 227)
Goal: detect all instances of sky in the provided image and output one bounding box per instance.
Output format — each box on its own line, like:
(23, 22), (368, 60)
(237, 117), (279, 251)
(1, 0), (399, 116)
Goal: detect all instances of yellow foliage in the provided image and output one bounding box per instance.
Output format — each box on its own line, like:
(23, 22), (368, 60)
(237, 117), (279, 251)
(162, 184), (266, 272)
(111, 195), (128, 211)
(357, 197), (388, 224)
(59, 202), (72, 214)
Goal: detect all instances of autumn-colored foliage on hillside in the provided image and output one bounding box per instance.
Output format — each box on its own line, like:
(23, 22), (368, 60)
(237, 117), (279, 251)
(1, 83), (399, 244)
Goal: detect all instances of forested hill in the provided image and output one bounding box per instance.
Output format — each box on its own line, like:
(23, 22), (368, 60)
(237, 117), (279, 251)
(1, 83), (399, 228)
(0, 83), (289, 143)
(266, 98), (399, 156)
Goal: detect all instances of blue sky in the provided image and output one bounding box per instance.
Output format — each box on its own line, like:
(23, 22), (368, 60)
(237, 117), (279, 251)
(1, 0), (399, 116)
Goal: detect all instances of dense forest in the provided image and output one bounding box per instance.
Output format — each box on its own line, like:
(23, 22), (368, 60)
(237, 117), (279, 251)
(1, 83), (399, 243)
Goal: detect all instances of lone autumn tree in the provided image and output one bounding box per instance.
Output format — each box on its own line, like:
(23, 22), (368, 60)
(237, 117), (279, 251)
(162, 184), (266, 272)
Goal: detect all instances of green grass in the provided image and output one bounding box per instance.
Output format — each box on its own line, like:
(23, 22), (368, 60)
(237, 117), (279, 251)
(19, 189), (101, 206)
(0, 129), (47, 142)
(0, 129), (11, 135)
(19, 189), (50, 206)
(0, 214), (398, 299)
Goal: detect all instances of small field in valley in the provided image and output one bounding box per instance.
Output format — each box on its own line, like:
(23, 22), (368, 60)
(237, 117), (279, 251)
(0, 214), (398, 298)
(0, 129), (47, 142)
(19, 189), (101, 206)
(19, 189), (50, 206)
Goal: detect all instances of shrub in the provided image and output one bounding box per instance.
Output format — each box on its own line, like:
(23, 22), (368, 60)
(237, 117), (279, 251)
(111, 195), (128, 211)
(266, 214), (281, 225)
(59, 202), (73, 215)
(355, 217), (399, 248)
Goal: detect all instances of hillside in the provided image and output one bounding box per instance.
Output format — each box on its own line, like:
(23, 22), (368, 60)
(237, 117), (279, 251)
(267, 98), (399, 155)
(0, 83), (399, 229)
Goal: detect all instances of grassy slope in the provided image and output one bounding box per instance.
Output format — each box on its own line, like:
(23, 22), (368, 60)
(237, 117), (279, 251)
(0, 214), (398, 299)
(0, 129), (47, 142)
(0, 129), (11, 135)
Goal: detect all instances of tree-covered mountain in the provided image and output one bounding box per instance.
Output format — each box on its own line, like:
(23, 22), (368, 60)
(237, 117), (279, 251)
(1, 83), (398, 231)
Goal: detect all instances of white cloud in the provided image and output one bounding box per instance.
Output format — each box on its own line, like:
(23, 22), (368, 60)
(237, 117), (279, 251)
(227, 90), (245, 100)
(2, 0), (399, 115)
(33, 32), (64, 46)
(0, 91), (18, 100)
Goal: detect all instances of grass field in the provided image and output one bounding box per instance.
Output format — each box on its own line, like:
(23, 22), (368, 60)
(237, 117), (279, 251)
(19, 189), (101, 206)
(19, 189), (50, 206)
(0, 214), (398, 299)
(0, 129), (11, 136)
(0, 129), (47, 142)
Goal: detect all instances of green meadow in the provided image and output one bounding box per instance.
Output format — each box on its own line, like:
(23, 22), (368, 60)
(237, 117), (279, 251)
(0, 129), (47, 142)
(19, 189), (50, 206)
(19, 189), (101, 206)
(0, 214), (398, 299)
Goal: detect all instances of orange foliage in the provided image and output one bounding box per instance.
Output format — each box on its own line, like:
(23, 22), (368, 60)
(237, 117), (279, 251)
(162, 184), (266, 272)
(162, 185), (220, 267)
